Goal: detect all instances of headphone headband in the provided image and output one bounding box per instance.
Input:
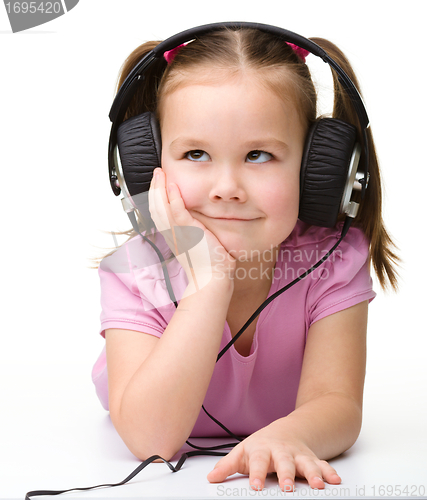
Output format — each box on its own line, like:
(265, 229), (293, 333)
(108, 22), (370, 196)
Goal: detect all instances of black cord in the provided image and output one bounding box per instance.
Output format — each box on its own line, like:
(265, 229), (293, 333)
(128, 211), (179, 308)
(25, 451), (227, 499)
(184, 404), (244, 452)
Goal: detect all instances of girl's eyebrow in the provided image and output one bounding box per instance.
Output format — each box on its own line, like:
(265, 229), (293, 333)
(170, 137), (210, 150)
(169, 137), (288, 151)
(243, 139), (289, 151)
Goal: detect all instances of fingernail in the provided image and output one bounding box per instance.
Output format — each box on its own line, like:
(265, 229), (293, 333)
(283, 479), (294, 492)
(251, 479), (262, 491)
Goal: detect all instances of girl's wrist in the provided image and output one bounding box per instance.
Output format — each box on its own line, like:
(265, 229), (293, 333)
(209, 272), (235, 293)
(183, 271), (234, 300)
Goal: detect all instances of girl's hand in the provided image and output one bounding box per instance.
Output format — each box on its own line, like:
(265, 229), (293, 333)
(148, 168), (236, 292)
(207, 424), (342, 492)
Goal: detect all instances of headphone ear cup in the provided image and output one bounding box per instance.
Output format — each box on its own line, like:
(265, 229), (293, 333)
(117, 111), (162, 196)
(299, 118), (357, 227)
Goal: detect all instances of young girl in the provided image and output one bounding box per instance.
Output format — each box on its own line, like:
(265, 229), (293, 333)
(92, 25), (398, 493)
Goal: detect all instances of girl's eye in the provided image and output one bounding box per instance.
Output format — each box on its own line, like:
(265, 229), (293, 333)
(185, 150), (210, 162)
(246, 150), (273, 163)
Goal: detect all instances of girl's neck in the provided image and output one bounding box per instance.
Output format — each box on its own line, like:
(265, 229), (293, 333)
(231, 246), (279, 299)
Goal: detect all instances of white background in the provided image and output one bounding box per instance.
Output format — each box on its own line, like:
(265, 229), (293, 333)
(1, 0), (426, 496)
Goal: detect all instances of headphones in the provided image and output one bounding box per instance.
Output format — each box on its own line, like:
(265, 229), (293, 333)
(107, 21), (370, 229)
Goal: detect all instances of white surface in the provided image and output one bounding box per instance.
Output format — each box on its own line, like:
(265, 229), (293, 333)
(1, 1), (426, 499)
(3, 368), (427, 499)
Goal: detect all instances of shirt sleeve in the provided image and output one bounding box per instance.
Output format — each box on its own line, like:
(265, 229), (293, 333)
(97, 235), (184, 339)
(98, 266), (168, 338)
(306, 225), (376, 328)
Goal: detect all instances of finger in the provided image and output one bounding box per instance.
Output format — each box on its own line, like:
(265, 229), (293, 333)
(248, 450), (271, 491)
(274, 455), (296, 492)
(152, 171), (195, 235)
(167, 182), (196, 227)
(295, 457), (325, 490)
(154, 169), (173, 227)
(163, 183), (180, 254)
(148, 171), (198, 264)
(147, 169), (157, 220)
(148, 169), (173, 231)
(148, 169), (165, 227)
(167, 182), (203, 257)
(207, 454), (241, 484)
(167, 182), (214, 262)
(318, 460), (341, 485)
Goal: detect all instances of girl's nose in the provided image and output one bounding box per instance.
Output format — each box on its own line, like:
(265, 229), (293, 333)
(208, 166), (248, 202)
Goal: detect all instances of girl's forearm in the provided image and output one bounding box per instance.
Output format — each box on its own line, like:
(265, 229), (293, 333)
(270, 392), (363, 460)
(117, 277), (234, 461)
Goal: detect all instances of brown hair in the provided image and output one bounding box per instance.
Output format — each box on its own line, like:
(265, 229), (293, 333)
(101, 28), (399, 290)
(308, 37), (400, 290)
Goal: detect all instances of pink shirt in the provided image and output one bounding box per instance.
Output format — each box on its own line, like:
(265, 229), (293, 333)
(92, 220), (375, 437)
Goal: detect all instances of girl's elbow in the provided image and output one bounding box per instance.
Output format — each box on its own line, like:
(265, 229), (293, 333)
(109, 410), (185, 462)
(125, 431), (186, 462)
(132, 443), (182, 463)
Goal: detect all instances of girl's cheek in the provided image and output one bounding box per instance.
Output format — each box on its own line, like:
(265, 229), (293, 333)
(166, 172), (203, 209)
(268, 185), (300, 224)
(175, 182), (200, 209)
(160, 160), (199, 208)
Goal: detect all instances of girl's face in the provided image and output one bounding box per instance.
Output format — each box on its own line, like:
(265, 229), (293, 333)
(160, 74), (306, 261)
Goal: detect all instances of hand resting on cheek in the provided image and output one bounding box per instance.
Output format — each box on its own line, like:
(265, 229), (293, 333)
(148, 167), (237, 293)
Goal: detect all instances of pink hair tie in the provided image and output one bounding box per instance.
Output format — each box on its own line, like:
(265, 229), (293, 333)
(286, 43), (310, 62)
(163, 43), (187, 64)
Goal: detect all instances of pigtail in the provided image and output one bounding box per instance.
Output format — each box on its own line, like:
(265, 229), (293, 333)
(115, 40), (168, 121)
(310, 38), (400, 291)
(90, 41), (169, 269)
